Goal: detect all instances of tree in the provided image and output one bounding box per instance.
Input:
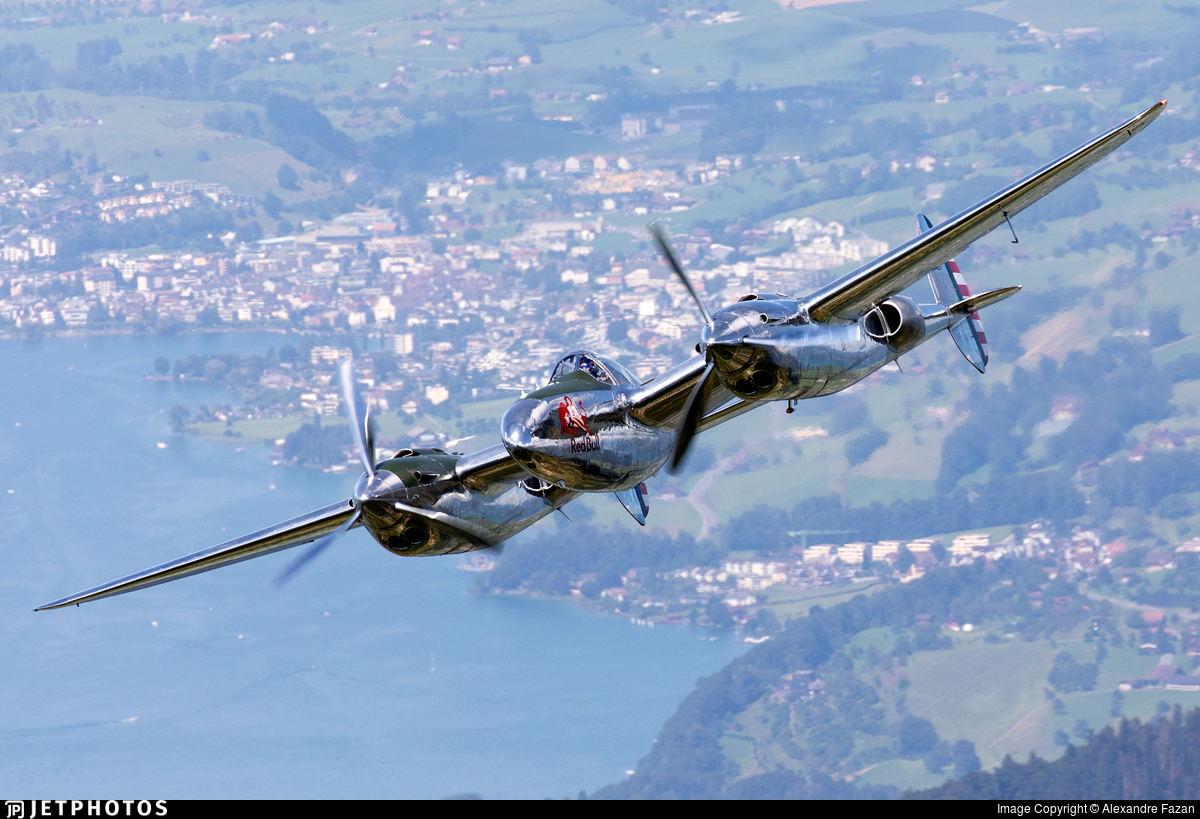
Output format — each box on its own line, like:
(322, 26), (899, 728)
(169, 404), (190, 433)
(606, 318), (629, 345)
(75, 37), (122, 72)
(203, 358), (228, 381)
(277, 164), (300, 191)
(845, 428), (889, 465)
(1149, 307), (1184, 347)
(87, 303), (109, 325)
(952, 739), (981, 777)
(1048, 652), (1098, 693)
(704, 598), (734, 628)
(237, 220), (263, 243)
(283, 417), (352, 466)
(898, 716), (939, 757)
(263, 190), (282, 219)
(924, 740), (952, 773)
(752, 608), (781, 635)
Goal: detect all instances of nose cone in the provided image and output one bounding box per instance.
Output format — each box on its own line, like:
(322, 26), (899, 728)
(501, 398), (544, 467)
(354, 469), (403, 504)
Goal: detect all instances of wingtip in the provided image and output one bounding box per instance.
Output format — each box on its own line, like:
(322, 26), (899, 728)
(34, 598), (72, 612)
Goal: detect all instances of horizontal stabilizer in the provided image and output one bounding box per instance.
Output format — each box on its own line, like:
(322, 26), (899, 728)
(945, 285), (1021, 316)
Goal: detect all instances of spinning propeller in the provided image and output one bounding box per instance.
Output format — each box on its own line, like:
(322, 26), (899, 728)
(649, 221), (724, 473)
(274, 358), (387, 586)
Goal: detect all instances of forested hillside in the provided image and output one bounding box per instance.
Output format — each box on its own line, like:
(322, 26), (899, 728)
(595, 561), (1051, 798)
(910, 707), (1200, 799)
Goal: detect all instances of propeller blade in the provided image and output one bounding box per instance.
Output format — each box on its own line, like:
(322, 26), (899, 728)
(727, 337), (787, 348)
(338, 358), (374, 476)
(274, 504), (362, 588)
(649, 220), (712, 326)
(364, 402), (376, 471)
(670, 359), (717, 473)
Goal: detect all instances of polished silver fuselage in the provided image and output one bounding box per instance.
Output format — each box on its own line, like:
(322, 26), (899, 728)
(501, 387), (673, 493)
(493, 298), (954, 495)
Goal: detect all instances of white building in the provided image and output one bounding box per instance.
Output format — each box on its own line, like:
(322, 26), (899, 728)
(373, 295), (396, 323)
(837, 543), (867, 564)
(393, 333), (415, 355)
(872, 541), (902, 560)
(952, 534), (990, 557)
(803, 544), (833, 563)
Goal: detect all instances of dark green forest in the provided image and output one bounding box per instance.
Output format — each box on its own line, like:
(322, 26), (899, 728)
(910, 707), (1200, 799)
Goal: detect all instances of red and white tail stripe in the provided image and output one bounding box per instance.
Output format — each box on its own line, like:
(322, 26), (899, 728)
(946, 259), (988, 361)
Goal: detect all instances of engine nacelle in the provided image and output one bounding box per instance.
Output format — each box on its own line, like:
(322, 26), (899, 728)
(863, 295), (926, 353)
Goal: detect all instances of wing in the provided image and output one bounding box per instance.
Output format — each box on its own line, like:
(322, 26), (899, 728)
(454, 443), (529, 490)
(35, 501), (358, 610)
(803, 100), (1166, 323)
(626, 354), (747, 428)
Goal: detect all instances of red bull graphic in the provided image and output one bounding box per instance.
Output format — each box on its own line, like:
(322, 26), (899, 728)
(558, 395), (591, 438)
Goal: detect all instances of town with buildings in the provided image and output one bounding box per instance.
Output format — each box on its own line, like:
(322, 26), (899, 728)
(6, 151), (1200, 666)
(0, 155), (888, 416)
(571, 525), (1200, 688)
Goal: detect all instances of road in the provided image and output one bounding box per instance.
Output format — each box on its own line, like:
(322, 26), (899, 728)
(687, 451), (746, 541)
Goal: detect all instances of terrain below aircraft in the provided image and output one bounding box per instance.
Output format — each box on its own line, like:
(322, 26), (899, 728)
(37, 100), (1166, 611)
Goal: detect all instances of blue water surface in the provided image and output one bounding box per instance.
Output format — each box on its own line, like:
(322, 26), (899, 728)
(0, 333), (744, 798)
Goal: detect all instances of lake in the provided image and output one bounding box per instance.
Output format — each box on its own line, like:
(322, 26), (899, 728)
(0, 332), (744, 798)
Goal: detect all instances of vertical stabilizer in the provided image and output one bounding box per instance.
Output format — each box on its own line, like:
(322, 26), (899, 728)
(614, 482), (649, 526)
(917, 214), (989, 373)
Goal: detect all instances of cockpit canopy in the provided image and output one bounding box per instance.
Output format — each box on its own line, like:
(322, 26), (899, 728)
(549, 351), (638, 386)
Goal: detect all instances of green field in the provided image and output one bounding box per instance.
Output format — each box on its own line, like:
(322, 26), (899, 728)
(717, 617), (1200, 795)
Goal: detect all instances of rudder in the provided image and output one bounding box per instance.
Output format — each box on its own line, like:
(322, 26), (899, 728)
(917, 213), (989, 373)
